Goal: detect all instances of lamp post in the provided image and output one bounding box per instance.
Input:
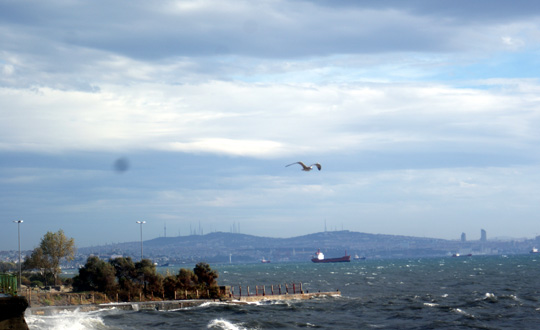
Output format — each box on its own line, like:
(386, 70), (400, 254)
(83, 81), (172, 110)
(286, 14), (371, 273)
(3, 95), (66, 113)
(13, 220), (23, 292)
(136, 221), (146, 261)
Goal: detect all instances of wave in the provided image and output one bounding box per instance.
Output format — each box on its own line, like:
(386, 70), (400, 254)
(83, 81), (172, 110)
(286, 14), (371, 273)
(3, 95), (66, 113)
(207, 318), (247, 330)
(26, 309), (113, 330)
(483, 292), (498, 303)
(423, 302), (439, 307)
(452, 308), (476, 319)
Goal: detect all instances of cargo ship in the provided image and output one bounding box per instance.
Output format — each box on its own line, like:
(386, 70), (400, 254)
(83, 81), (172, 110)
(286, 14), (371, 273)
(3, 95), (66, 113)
(311, 249), (351, 263)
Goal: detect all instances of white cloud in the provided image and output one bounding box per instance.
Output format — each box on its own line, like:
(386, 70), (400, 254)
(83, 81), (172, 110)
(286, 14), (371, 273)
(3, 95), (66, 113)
(2, 78), (540, 162)
(167, 138), (284, 157)
(3, 0), (540, 248)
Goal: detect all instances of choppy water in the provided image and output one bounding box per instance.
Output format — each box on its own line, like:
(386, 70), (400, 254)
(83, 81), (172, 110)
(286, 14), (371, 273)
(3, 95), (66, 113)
(26, 255), (540, 329)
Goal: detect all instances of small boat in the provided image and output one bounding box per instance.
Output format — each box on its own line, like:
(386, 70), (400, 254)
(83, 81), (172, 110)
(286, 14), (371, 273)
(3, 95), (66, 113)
(311, 249), (350, 263)
(261, 257), (271, 263)
(530, 248), (539, 254)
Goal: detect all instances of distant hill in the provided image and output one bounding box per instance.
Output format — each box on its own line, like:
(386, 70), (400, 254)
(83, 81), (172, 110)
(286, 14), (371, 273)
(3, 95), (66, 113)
(76, 230), (538, 264)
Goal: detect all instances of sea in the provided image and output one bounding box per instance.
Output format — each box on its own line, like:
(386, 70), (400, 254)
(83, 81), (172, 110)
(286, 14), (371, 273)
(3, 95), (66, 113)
(26, 254), (540, 329)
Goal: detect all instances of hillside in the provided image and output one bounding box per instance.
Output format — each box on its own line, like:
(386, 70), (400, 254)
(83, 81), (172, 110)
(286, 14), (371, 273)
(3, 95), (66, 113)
(77, 230), (538, 264)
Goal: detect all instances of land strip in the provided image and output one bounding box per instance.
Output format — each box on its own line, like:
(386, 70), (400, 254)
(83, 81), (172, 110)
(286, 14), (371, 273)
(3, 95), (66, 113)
(26, 291), (341, 316)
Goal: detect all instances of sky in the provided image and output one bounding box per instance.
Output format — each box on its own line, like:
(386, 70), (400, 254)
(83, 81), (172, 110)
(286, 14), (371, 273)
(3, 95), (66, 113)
(2, 0), (540, 251)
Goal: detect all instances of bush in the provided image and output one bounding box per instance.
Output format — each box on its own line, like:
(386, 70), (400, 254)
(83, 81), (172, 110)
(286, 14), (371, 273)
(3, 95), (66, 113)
(73, 256), (117, 294)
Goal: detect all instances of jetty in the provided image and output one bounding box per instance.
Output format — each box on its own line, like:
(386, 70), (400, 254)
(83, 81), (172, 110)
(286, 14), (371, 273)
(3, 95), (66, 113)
(26, 291), (341, 316)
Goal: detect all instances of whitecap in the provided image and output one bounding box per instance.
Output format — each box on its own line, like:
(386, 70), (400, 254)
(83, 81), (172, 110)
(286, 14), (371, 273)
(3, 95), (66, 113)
(26, 309), (110, 330)
(424, 302), (439, 307)
(207, 318), (247, 330)
(200, 301), (228, 307)
(452, 308), (475, 319)
(484, 292), (497, 302)
(179, 301), (228, 310)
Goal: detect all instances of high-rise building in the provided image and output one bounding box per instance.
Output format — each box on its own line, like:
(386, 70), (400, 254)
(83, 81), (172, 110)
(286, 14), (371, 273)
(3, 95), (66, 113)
(480, 229), (487, 242)
(461, 232), (466, 242)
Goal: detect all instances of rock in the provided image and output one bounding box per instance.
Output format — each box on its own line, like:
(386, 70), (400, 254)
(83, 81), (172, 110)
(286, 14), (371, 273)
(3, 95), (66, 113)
(0, 296), (29, 330)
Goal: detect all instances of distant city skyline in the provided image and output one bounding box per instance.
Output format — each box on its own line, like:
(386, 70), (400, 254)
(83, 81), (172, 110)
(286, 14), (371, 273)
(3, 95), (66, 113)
(2, 1), (540, 250)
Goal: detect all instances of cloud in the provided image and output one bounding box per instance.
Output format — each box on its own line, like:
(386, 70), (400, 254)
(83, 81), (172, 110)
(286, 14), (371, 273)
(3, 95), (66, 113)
(2, 78), (539, 167)
(3, 0), (540, 249)
(2, 1), (540, 77)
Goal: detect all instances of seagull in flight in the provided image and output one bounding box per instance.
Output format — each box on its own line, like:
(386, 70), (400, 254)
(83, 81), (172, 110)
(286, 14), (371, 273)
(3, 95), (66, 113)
(286, 161), (322, 171)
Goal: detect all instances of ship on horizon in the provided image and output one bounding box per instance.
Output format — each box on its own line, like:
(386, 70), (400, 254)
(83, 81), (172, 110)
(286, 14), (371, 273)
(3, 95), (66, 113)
(311, 249), (350, 263)
(353, 253), (366, 260)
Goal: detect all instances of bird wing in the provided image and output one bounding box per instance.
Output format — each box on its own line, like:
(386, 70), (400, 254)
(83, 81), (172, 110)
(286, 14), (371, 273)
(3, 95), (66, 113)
(286, 161), (307, 168)
(311, 163), (322, 171)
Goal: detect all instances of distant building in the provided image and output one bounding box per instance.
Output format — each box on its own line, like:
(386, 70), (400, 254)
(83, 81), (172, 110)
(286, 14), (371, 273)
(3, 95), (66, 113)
(481, 229), (487, 242)
(461, 232), (466, 242)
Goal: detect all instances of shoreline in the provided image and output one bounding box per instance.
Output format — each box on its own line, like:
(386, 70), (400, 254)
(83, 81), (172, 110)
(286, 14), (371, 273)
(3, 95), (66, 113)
(26, 291), (341, 316)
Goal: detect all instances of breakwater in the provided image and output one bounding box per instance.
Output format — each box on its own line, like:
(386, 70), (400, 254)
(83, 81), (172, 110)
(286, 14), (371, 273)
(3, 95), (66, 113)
(26, 291), (340, 316)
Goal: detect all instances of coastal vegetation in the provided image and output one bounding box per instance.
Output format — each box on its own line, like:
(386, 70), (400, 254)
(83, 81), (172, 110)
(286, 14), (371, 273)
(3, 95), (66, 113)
(5, 230), (222, 303)
(73, 256), (220, 300)
(22, 230), (76, 286)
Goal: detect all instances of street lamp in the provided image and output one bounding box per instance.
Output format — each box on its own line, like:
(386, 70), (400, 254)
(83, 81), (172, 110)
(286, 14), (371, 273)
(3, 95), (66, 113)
(136, 221), (146, 261)
(13, 220), (23, 292)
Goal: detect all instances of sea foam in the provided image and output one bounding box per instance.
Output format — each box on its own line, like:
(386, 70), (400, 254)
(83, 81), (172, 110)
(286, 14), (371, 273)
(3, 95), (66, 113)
(207, 318), (246, 330)
(26, 309), (109, 330)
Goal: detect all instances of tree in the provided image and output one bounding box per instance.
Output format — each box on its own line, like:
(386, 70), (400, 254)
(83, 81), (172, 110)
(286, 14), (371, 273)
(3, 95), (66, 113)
(193, 262), (218, 288)
(109, 257), (136, 283)
(177, 268), (197, 290)
(73, 256), (117, 293)
(193, 262), (219, 298)
(23, 247), (53, 285)
(135, 259), (163, 297)
(109, 257), (138, 299)
(24, 230), (76, 285)
(162, 275), (176, 299)
(109, 257), (163, 299)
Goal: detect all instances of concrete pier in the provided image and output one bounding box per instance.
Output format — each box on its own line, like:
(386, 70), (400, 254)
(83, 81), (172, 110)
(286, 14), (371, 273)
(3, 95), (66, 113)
(235, 291), (340, 303)
(26, 291), (341, 316)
